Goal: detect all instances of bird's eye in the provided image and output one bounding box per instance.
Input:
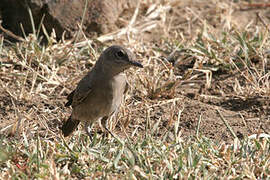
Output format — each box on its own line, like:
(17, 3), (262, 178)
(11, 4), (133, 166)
(115, 50), (125, 58)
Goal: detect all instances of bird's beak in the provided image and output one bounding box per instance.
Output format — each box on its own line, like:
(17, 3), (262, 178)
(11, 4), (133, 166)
(129, 60), (143, 68)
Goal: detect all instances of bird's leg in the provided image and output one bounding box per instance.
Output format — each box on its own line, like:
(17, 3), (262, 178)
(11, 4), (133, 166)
(84, 122), (93, 141)
(101, 116), (115, 138)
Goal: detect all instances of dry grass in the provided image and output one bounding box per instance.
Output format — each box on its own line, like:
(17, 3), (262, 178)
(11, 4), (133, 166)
(0, 0), (270, 179)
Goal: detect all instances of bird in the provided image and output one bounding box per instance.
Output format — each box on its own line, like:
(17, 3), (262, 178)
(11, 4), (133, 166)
(61, 45), (143, 138)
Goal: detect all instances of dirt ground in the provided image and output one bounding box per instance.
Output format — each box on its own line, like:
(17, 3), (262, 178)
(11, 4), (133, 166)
(122, 1), (270, 142)
(0, 0), (270, 142)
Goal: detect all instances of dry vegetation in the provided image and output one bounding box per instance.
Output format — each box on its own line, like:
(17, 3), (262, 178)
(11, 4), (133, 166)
(0, 0), (270, 179)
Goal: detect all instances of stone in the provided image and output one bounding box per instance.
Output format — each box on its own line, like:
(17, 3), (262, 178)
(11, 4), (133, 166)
(0, 0), (138, 40)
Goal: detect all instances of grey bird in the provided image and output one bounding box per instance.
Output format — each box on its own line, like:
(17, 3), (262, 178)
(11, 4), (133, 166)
(61, 45), (143, 137)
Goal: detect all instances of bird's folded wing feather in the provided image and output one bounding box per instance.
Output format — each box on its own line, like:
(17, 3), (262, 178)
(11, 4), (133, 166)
(66, 75), (93, 107)
(65, 90), (75, 107)
(72, 86), (92, 107)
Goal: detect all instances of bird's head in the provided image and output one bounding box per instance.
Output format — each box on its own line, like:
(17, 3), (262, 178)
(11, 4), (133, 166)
(98, 45), (143, 75)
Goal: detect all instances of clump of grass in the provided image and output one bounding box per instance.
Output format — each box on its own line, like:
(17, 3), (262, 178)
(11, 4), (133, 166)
(188, 27), (270, 96)
(1, 130), (270, 178)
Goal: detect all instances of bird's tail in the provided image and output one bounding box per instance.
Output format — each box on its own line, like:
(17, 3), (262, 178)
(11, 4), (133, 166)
(61, 116), (80, 137)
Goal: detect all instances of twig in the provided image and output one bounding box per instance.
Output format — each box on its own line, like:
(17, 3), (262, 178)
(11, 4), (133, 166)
(60, 134), (75, 153)
(256, 12), (270, 31)
(126, 0), (141, 41)
(0, 20), (26, 42)
(238, 112), (247, 127)
(217, 109), (238, 139)
(74, 0), (89, 43)
(245, 3), (270, 8)
(196, 113), (202, 138)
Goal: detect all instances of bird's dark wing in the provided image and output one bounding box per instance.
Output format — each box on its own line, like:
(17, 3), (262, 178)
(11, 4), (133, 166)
(65, 90), (75, 107)
(72, 87), (92, 107)
(61, 116), (80, 136)
(70, 74), (93, 107)
(65, 72), (93, 107)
